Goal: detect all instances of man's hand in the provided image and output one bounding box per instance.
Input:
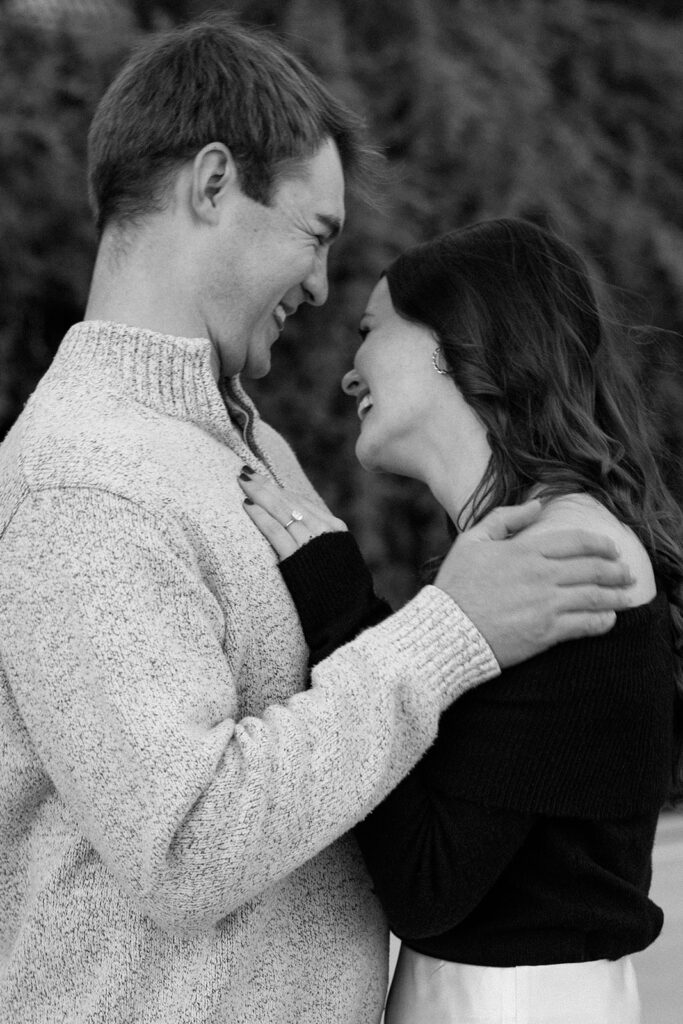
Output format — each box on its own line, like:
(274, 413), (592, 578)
(434, 500), (635, 668)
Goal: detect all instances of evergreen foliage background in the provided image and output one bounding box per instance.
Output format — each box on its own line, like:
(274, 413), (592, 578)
(1, 0), (681, 605)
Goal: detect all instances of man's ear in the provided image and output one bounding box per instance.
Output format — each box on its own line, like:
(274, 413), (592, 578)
(191, 143), (240, 224)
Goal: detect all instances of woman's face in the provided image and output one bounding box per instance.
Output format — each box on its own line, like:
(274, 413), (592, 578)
(341, 278), (490, 502)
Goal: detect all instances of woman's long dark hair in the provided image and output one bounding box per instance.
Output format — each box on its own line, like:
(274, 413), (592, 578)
(385, 217), (683, 800)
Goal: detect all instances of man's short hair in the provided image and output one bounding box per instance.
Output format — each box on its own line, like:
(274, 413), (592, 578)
(87, 14), (367, 234)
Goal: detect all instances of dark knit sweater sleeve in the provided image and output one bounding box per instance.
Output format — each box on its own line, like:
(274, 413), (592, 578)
(277, 531), (536, 939)
(278, 531), (392, 667)
(356, 592), (674, 944)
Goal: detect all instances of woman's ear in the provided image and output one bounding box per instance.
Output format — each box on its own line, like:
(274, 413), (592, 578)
(190, 142), (240, 224)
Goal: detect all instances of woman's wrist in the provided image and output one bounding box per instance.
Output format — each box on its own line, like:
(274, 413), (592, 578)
(279, 532), (392, 665)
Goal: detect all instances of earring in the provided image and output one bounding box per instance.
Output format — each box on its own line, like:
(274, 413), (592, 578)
(432, 347), (450, 375)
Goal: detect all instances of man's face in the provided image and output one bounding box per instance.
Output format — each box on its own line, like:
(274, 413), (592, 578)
(204, 138), (346, 379)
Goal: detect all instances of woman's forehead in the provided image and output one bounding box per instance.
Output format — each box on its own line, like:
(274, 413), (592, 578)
(362, 277), (392, 319)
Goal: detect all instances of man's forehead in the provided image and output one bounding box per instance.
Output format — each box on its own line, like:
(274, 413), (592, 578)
(300, 139), (345, 217)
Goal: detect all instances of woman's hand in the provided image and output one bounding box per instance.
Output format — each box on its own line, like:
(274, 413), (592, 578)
(238, 466), (387, 667)
(237, 466), (347, 560)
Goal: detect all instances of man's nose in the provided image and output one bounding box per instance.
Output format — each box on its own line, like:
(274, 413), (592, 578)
(302, 251), (329, 307)
(341, 368), (360, 395)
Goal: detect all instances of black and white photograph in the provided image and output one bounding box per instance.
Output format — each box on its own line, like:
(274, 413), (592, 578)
(1, 2), (682, 1022)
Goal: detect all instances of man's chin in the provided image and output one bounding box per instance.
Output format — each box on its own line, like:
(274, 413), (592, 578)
(244, 353), (272, 380)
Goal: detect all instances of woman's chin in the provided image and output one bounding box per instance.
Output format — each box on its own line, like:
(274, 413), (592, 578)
(355, 436), (386, 475)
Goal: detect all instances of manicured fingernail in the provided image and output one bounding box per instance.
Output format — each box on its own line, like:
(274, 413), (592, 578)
(239, 472), (252, 481)
(241, 464), (255, 475)
(244, 498), (254, 506)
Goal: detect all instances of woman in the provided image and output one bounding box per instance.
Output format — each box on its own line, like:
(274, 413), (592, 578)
(238, 218), (682, 1023)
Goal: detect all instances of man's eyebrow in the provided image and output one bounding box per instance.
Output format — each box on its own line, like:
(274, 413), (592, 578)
(314, 214), (343, 241)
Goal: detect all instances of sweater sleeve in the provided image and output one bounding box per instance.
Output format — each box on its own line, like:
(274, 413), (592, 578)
(278, 532), (393, 667)
(0, 487), (499, 936)
(278, 530), (535, 940)
(355, 782), (534, 940)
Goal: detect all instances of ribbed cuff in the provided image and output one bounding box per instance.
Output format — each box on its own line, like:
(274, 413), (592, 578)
(349, 585), (500, 713)
(279, 532), (374, 637)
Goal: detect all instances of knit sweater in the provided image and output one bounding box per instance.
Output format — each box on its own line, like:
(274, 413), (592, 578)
(280, 532), (675, 967)
(0, 322), (499, 1024)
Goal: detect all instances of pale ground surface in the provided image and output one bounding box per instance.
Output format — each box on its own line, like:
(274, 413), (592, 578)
(633, 810), (683, 1024)
(384, 810), (683, 1023)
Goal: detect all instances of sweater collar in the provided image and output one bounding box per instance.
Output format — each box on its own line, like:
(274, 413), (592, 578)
(56, 320), (262, 446)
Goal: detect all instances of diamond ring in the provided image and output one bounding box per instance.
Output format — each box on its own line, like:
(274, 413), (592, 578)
(284, 510), (304, 529)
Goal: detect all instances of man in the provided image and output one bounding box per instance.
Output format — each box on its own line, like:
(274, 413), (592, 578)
(0, 16), (633, 1024)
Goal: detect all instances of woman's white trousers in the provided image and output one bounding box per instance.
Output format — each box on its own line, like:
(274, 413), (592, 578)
(385, 945), (641, 1024)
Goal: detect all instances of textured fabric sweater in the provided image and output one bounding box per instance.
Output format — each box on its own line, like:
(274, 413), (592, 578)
(280, 532), (675, 966)
(0, 322), (499, 1024)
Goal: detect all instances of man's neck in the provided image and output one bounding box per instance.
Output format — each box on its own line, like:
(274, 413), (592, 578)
(84, 227), (205, 344)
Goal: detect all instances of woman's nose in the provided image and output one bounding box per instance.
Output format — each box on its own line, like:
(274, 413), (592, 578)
(341, 368), (361, 395)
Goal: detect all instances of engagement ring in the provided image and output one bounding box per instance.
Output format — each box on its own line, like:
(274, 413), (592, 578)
(284, 510), (304, 529)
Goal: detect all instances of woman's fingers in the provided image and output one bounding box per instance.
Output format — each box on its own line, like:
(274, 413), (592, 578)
(242, 501), (300, 560)
(237, 467), (346, 556)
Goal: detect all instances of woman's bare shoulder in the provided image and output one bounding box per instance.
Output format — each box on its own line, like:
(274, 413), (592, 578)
(526, 492), (656, 606)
